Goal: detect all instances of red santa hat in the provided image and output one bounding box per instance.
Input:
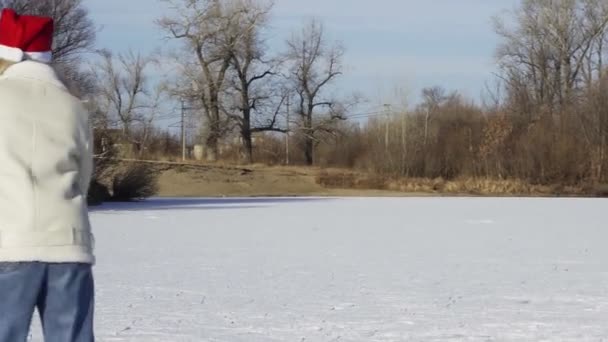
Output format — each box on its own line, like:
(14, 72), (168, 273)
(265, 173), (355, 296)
(0, 8), (53, 63)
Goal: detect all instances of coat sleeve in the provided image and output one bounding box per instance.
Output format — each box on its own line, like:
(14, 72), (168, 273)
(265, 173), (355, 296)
(80, 110), (94, 197)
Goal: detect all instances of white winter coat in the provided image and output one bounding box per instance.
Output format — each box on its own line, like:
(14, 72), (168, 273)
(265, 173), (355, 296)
(0, 61), (94, 263)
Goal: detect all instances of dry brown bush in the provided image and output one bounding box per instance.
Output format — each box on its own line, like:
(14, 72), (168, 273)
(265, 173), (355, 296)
(110, 164), (159, 202)
(316, 170), (388, 190)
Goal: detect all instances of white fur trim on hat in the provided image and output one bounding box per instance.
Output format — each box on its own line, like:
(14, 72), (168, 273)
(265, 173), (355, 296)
(24, 51), (52, 63)
(0, 44), (52, 63)
(0, 44), (24, 62)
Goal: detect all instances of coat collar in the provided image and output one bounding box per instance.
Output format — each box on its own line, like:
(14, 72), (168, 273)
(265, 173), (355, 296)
(2, 61), (67, 90)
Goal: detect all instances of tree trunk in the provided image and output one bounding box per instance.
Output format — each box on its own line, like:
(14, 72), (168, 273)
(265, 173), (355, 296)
(239, 89), (254, 164)
(424, 109), (430, 148)
(206, 112), (221, 162)
(122, 123), (131, 143)
(241, 126), (253, 164)
(304, 136), (314, 165)
(598, 39), (604, 80)
(304, 110), (314, 165)
(601, 111), (607, 181)
(205, 134), (218, 162)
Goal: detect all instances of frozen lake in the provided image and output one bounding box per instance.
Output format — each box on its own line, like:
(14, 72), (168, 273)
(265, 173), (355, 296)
(32, 197), (608, 341)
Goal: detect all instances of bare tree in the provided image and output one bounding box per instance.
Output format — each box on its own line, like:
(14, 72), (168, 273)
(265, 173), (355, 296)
(582, 0), (608, 84)
(490, 0), (608, 184)
(420, 86), (447, 148)
(93, 50), (159, 157)
(222, 0), (286, 164)
(158, 0), (251, 162)
(494, 0), (608, 115)
(286, 20), (344, 165)
(580, 70), (608, 181)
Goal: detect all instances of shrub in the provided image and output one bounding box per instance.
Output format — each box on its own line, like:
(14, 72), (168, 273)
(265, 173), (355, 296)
(584, 183), (608, 197)
(87, 180), (111, 205)
(316, 171), (356, 188)
(110, 164), (159, 201)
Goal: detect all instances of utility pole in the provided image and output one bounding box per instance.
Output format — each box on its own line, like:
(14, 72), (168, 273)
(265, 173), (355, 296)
(181, 100), (186, 161)
(401, 110), (407, 175)
(401, 112), (406, 151)
(286, 96), (290, 165)
(171, 100), (197, 161)
(384, 103), (392, 151)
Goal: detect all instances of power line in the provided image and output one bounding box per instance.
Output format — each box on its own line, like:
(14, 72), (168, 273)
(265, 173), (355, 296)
(156, 112), (199, 120)
(346, 111), (385, 119)
(158, 106), (389, 129)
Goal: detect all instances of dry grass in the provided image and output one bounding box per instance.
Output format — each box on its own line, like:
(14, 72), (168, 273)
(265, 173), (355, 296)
(388, 177), (551, 196)
(316, 170), (389, 190)
(582, 183), (608, 197)
(99, 159), (606, 198)
(316, 168), (600, 196)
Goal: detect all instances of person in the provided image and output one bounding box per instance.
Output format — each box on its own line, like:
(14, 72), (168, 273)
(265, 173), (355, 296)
(0, 8), (95, 342)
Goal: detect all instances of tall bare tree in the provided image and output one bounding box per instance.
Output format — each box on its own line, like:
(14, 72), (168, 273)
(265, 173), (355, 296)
(287, 20), (344, 165)
(158, 0), (250, 161)
(494, 0), (608, 116)
(224, 0), (286, 164)
(93, 50), (160, 157)
(420, 86), (447, 148)
(579, 67), (608, 181)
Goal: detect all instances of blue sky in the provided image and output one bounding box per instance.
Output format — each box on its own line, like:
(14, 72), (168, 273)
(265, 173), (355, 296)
(87, 0), (520, 109)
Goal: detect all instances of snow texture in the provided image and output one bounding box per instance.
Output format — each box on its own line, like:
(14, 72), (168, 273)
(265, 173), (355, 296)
(28, 197), (608, 341)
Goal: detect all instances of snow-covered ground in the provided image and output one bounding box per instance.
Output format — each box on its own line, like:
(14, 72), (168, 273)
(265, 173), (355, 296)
(31, 197), (608, 341)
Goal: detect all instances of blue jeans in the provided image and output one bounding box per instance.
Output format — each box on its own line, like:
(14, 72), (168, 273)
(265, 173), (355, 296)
(0, 262), (94, 342)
